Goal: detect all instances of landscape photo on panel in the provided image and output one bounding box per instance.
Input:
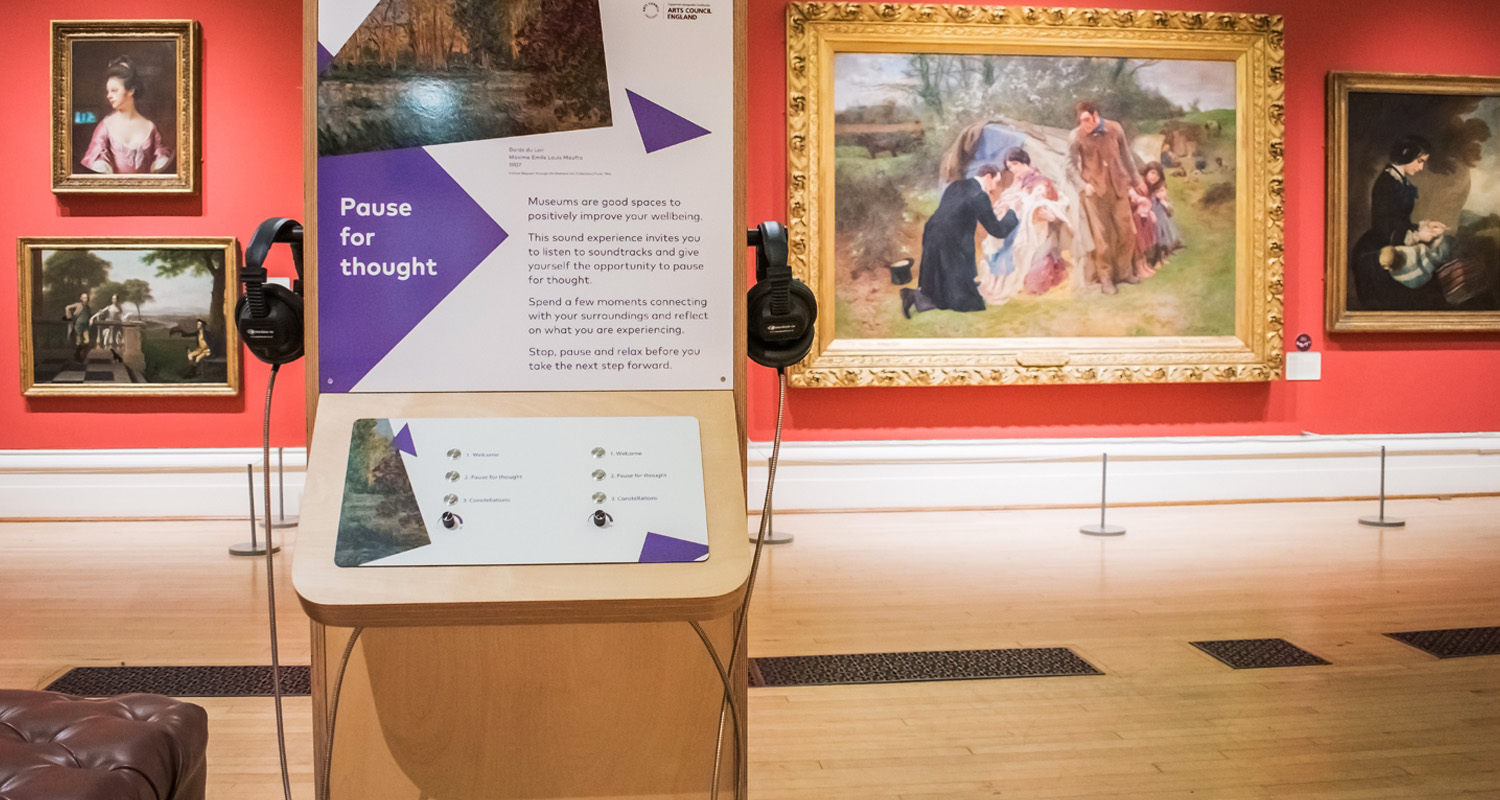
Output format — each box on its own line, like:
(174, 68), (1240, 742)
(318, 0), (613, 155)
(336, 418), (431, 567)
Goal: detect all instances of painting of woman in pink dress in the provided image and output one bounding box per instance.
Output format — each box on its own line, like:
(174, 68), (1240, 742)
(54, 22), (195, 193)
(81, 56), (173, 175)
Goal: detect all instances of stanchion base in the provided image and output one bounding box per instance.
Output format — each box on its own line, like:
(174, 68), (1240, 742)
(750, 531), (794, 545)
(229, 542), (281, 557)
(270, 516), (299, 530)
(1080, 524), (1126, 537)
(1358, 515), (1405, 528)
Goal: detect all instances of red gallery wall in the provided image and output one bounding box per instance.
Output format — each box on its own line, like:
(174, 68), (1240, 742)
(745, 0), (1500, 442)
(0, 0), (306, 450)
(1, 0), (1496, 451)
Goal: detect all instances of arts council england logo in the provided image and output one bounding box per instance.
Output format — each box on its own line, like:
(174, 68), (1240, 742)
(665, 2), (712, 19)
(643, 2), (712, 20)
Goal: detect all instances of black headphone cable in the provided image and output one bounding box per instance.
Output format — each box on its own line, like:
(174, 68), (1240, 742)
(258, 362), (361, 800)
(691, 365), (789, 799)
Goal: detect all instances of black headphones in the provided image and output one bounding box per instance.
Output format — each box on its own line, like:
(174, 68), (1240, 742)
(746, 221), (816, 370)
(235, 217), (305, 365)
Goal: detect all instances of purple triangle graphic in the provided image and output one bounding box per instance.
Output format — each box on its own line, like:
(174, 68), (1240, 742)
(626, 90), (711, 154)
(317, 148), (507, 392)
(639, 532), (710, 564)
(392, 424), (416, 457)
(316, 43), (334, 74)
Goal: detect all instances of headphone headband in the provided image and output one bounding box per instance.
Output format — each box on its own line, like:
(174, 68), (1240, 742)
(750, 222), (791, 316)
(243, 218), (304, 319)
(236, 217), (306, 366)
(746, 220), (816, 369)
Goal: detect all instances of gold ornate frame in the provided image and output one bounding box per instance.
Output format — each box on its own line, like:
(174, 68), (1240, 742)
(1325, 71), (1500, 333)
(18, 237), (240, 397)
(51, 20), (199, 194)
(785, 3), (1285, 387)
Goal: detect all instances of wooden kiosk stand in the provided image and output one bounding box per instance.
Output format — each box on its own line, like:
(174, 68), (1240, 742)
(296, 1), (750, 797)
(293, 391), (749, 799)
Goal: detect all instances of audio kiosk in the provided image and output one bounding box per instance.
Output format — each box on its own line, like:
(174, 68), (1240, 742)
(294, 391), (748, 799)
(294, 1), (750, 796)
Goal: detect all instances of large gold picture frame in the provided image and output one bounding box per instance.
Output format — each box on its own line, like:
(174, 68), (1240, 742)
(786, 3), (1285, 387)
(1325, 72), (1500, 332)
(18, 237), (239, 397)
(51, 20), (199, 194)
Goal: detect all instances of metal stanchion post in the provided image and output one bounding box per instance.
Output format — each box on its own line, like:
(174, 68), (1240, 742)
(231, 463), (281, 556)
(751, 505), (794, 545)
(271, 446), (298, 529)
(1359, 446), (1405, 528)
(1080, 453), (1126, 536)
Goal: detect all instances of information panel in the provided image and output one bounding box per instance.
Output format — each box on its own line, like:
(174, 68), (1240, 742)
(336, 416), (710, 567)
(315, 0), (733, 392)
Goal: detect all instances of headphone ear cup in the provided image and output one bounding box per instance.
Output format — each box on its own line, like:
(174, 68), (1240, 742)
(747, 278), (817, 369)
(235, 283), (304, 365)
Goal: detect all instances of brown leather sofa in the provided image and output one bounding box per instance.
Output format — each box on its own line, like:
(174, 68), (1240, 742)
(0, 690), (207, 800)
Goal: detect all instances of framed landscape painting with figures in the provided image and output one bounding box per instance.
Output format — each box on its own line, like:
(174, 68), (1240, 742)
(785, 2), (1285, 387)
(17, 238), (239, 397)
(52, 20), (198, 194)
(1326, 72), (1500, 332)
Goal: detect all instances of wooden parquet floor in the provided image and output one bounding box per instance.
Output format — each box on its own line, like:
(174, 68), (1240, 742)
(3, 496), (1498, 798)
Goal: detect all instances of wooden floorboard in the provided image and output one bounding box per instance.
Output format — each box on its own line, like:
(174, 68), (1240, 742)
(2, 496), (1497, 798)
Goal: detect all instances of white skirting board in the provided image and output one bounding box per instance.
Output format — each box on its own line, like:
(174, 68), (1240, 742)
(746, 433), (1500, 512)
(3, 434), (1499, 519)
(0, 448), (307, 520)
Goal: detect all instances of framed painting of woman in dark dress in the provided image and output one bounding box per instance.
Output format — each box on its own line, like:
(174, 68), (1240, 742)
(1327, 72), (1500, 332)
(52, 20), (199, 194)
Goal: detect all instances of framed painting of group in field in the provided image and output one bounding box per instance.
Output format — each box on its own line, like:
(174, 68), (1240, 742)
(17, 237), (240, 396)
(51, 20), (199, 194)
(785, 3), (1286, 387)
(1326, 72), (1500, 332)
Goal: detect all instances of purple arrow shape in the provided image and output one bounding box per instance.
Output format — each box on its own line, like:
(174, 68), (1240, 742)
(639, 532), (710, 563)
(392, 423), (416, 457)
(317, 147), (507, 392)
(626, 90), (711, 154)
